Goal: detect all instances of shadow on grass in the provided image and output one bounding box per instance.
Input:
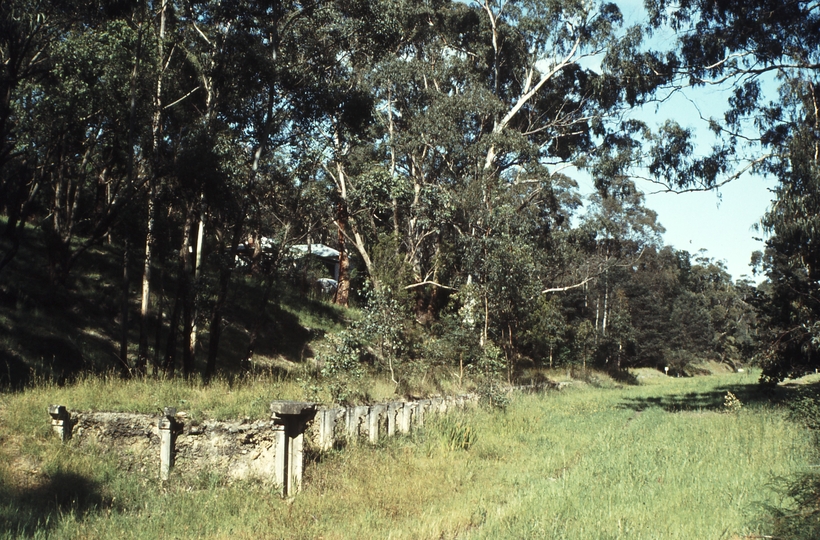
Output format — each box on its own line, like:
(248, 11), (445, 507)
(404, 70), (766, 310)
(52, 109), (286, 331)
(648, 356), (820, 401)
(619, 379), (820, 413)
(0, 471), (113, 538)
(216, 290), (348, 374)
(213, 307), (314, 375)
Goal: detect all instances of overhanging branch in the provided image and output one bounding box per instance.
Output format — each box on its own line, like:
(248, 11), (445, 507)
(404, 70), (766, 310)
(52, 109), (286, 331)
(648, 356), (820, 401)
(404, 280), (456, 291)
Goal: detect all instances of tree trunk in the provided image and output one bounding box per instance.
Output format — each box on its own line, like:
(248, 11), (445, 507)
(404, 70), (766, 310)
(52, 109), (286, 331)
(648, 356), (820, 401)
(204, 253), (229, 383)
(204, 219), (244, 383)
(153, 268), (165, 371)
(119, 242), (131, 377)
(163, 280), (183, 375)
(138, 0), (167, 375)
(602, 276), (609, 337)
(189, 195), (206, 364)
(179, 209), (195, 377)
(164, 209), (194, 374)
(137, 185), (157, 374)
(243, 276), (274, 370)
(334, 201), (351, 307)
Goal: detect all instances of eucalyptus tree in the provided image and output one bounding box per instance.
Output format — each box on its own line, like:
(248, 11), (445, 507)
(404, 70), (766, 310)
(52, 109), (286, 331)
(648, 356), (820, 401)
(195, 0), (317, 379)
(0, 0), (78, 241)
(0, 0), (59, 274)
(617, 245), (682, 367)
(578, 183), (663, 338)
(0, 1), (148, 279)
(194, 0), (389, 378)
(635, 0), (820, 380)
(345, 0), (664, 361)
(522, 289), (567, 368)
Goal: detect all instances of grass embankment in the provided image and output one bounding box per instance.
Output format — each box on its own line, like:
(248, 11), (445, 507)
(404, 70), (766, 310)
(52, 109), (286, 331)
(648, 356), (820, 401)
(1, 370), (815, 539)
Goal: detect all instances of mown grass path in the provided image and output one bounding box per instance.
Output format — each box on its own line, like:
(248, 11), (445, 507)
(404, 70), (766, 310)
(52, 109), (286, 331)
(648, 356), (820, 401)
(1, 370), (814, 539)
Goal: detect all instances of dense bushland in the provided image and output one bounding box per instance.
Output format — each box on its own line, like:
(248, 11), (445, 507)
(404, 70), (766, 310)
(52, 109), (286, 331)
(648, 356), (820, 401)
(0, 0), (773, 391)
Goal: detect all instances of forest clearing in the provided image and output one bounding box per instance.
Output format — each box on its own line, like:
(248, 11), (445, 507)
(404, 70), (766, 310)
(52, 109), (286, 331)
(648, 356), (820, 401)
(1, 369), (817, 539)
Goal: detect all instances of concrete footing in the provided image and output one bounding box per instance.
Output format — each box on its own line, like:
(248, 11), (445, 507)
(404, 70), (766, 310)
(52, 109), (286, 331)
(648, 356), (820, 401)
(368, 405), (386, 444)
(48, 404), (72, 442)
(158, 407), (181, 481)
(48, 394), (475, 496)
(270, 401), (316, 497)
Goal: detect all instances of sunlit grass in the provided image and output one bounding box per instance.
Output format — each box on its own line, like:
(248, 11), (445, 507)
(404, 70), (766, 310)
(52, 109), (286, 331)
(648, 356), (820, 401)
(0, 370), (813, 539)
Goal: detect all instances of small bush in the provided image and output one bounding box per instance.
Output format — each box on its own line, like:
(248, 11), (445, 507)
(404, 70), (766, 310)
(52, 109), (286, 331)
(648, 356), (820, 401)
(317, 331), (367, 404)
(723, 391), (742, 413)
(470, 342), (510, 409)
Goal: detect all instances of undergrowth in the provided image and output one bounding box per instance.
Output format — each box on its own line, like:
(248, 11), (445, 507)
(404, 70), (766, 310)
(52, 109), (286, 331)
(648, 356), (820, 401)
(758, 383), (820, 539)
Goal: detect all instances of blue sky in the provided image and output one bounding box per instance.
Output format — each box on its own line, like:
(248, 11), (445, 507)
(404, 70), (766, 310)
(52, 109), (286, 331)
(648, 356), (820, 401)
(642, 171), (775, 282)
(628, 83), (777, 283)
(607, 0), (778, 282)
(578, 166), (775, 283)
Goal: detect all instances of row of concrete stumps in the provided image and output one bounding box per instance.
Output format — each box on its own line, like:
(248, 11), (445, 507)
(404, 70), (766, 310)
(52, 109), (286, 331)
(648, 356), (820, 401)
(313, 395), (471, 451)
(48, 396), (472, 497)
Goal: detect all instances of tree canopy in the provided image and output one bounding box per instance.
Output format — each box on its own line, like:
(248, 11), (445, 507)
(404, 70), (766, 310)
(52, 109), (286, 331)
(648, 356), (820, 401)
(0, 0), (804, 385)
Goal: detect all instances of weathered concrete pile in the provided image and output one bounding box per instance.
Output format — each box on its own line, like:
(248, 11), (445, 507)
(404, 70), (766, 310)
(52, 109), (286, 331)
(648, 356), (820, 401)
(310, 395), (475, 451)
(47, 394), (477, 496)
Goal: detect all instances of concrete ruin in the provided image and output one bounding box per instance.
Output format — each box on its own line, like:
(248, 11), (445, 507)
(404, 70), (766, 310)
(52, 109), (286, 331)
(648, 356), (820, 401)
(47, 394), (477, 497)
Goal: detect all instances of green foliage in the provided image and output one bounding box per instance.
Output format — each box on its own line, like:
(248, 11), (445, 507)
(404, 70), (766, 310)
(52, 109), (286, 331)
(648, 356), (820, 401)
(356, 282), (417, 386)
(469, 342), (510, 409)
(723, 391), (742, 413)
(573, 319), (596, 370)
(638, 0), (820, 381)
(788, 390), (820, 432)
(436, 416), (476, 453)
(522, 294), (567, 368)
(318, 330), (367, 405)
(0, 0), (778, 388)
(759, 388), (820, 539)
(755, 247), (820, 382)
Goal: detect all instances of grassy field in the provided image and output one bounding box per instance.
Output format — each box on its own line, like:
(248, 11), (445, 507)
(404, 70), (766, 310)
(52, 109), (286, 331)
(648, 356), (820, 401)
(1, 369), (816, 539)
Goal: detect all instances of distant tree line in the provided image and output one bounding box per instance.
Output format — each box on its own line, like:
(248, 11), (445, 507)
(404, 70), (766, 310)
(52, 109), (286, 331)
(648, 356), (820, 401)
(0, 0), (814, 384)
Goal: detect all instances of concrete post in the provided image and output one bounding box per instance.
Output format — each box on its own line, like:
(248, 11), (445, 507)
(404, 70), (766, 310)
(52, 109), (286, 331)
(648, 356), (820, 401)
(387, 402), (399, 437)
(272, 423), (287, 492)
(270, 401), (316, 497)
(416, 400), (431, 427)
(346, 405), (369, 441)
(48, 405), (71, 442)
(345, 407), (357, 440)
(317, 409), (338, 452)
(289, 430), (305, 494)
(368, 405), (386, 444)
(399, 402), (413, 434)
(158, 407), (179, 481)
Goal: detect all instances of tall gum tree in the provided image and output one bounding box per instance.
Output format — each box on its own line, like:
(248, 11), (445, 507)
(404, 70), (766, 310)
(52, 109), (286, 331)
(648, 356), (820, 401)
(378, 0), (645, 340)
(198, 0), (373, 379)
(637, 0), (820, 380)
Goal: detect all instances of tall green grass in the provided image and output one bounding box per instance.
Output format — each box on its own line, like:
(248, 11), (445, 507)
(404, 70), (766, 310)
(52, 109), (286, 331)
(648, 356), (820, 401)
(1, 370), (814, 539)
